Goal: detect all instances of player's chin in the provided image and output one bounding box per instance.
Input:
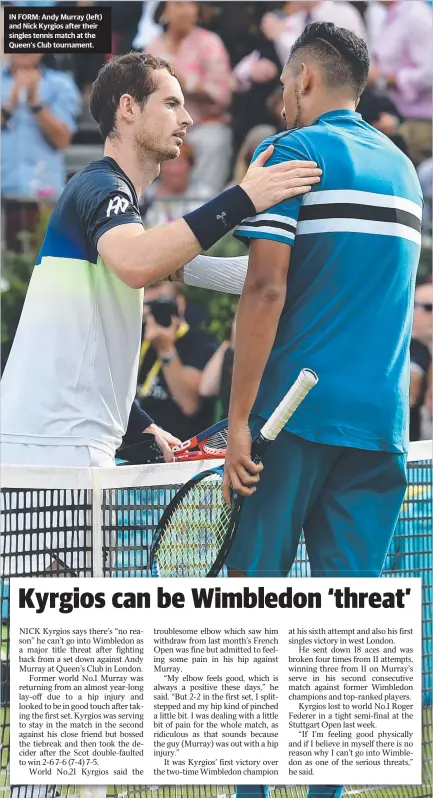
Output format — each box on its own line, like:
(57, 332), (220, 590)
(163, 141), (183, 160)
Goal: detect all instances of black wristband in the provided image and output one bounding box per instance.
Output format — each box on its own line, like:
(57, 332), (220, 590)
(183, 186), (256, 251)
(30, 104), (44, 114)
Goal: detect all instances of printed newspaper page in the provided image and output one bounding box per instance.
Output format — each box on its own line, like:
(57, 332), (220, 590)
(1, 4), (432, 798)
(9, 578), (423, 787)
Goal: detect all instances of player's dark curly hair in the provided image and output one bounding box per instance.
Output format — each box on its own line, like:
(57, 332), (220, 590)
(90, 52), (176, 140)
(288, 22), (370, 99)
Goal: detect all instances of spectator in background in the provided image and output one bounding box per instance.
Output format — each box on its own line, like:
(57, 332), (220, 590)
(200, 313), (236, 419)
(1, 53), (81, 199)
(146, 1), (232, 193)
(1, 52), (81, 251)
(356, 87), (408, 154)
(74, 0), (144, 55)
(137, 282), (215, 440)
(410, 282), (433, 440)
(206, 1), (268, 69)
(265, 85), (287, 133)
(232, 1), (366, 148)
(232, 125), (277, 185)
(417, 158), (433, 243)
(71, 0), (144, 92)
(141, 141), (213, 227)
(105, 1), (144, 56)
(133, 1), (163, 50)
(231, 20), (282, 151)
(260, 1), (367, 67)
(364, 0), (387, 47)
(369, 0), (432, 165)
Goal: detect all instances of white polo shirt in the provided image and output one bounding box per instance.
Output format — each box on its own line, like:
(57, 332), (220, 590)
(1, 157), (145, 457)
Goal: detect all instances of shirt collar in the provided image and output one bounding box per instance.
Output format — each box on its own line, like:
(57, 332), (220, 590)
(102, 156), (140, 207)
(312, 109), (362, 125)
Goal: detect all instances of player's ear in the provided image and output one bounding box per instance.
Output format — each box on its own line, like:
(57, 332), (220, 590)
(299, 62), (313, 95)
(118, 93), (137, 124)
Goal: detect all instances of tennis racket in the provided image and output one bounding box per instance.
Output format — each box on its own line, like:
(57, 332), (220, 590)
(116, 423), (228, 465)
(173, 418), (228, 461)
(116, 434), (165, 465)
(150, 368), (318, 578)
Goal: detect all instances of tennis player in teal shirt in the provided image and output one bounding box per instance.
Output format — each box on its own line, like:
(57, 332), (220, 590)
(225, 21), (422, 798)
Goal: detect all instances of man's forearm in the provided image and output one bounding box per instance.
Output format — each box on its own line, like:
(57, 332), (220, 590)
(229, 285), (286, 423)
(200, 343), (230, 397)
(117, 219), (203, 288)
(99, 187), (256, 290)
(100, 154), (321, 290)
(161, 355), (201, 416)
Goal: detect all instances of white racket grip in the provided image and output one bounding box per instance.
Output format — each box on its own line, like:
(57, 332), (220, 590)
(260, 369), (318, 441)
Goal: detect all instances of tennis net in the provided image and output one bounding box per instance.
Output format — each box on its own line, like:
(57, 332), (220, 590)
(1, 440), (432, 798)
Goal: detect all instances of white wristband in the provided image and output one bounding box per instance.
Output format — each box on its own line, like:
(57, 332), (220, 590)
(183, 254), (248, 295)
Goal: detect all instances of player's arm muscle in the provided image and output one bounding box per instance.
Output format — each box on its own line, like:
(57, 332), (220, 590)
(229, 238), (291, 424)
(97, 220), (203, 289)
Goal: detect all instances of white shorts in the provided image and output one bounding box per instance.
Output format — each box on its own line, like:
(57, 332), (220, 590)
(1, 443), (115, 578)
(1, 442), (115, 467)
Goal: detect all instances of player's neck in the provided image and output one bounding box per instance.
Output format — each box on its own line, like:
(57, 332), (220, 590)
(104, 140), (159, 198)
(305, 98), (357, 125)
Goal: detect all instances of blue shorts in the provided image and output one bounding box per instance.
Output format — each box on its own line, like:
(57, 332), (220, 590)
(226, 417), (407, 578)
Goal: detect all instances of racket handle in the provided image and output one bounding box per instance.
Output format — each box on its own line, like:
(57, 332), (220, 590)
(260, 368), (318, 441)
(250, 434), (271, 462)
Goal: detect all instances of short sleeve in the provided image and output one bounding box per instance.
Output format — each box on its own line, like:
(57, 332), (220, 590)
(77, 167), (143, 249)
(234, 134), (310, 248)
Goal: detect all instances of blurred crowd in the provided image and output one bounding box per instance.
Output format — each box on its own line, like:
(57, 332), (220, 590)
(1, 0), (432, 441)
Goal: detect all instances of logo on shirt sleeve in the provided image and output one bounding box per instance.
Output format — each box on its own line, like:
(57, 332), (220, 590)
(106, 196), (130, 217)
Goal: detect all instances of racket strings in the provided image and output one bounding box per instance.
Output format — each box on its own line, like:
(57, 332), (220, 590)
(202, 427), (228, 454)
(153, 474), (231, 577)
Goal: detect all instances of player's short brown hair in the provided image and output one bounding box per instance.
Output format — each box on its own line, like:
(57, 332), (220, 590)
(90, 52), (176, 140)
